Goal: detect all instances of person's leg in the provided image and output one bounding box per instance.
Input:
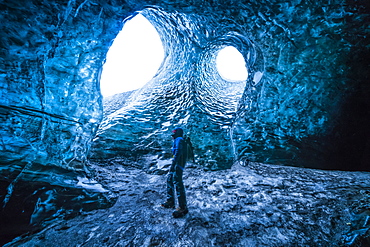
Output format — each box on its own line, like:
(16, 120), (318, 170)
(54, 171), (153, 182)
(163, 172), (175, 207)
(173, 166), (187, 209)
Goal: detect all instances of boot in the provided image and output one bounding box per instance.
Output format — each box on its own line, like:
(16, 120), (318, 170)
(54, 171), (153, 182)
(172, 207), (188, 218)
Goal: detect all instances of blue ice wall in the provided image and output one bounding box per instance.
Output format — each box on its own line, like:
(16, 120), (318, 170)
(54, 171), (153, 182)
(230, 1), (370, 169)
(90, 8), (264, 169)
(91, 3), (370, 170)
(0, 0), (369, 243)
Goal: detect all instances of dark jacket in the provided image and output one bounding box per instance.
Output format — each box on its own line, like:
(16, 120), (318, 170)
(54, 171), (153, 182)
(172, 137), (186, 168)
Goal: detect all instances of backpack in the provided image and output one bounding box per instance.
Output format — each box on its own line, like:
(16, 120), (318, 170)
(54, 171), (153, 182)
(183, 135), (195, 162)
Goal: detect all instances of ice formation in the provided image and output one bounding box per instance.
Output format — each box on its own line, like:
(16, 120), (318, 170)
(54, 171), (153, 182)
(90, 7), (264, 170)
(0, 0), (369, 244)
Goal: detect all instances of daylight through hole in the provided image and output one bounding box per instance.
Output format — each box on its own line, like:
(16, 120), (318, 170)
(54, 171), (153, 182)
(100, 14), (165, 97)
(216, 46), (248, 82)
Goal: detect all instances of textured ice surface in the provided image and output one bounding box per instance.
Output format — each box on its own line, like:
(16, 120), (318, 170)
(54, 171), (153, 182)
(8, 160), (370, 246)
(0, 0), (369, 244)
(91, 3), (369, 170)
(90, 7), (264, 170)
(0, 0), (368, 173)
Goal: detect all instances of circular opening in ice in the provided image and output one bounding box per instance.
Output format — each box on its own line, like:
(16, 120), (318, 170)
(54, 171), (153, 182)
(100, 14), (165, 97)
(216, 46), (248, 82)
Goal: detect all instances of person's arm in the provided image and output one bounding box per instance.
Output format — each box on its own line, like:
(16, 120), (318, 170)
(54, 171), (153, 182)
(172, 138), (183, 164)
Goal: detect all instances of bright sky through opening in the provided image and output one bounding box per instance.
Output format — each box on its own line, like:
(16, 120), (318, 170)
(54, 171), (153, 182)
(100, 14), (164, 97)
(216, 46), (249, 82)
(100, 15), (249, 97)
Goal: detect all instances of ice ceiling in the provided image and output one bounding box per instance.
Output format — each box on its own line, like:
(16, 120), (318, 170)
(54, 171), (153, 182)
(90, 7), (265, 169)
(0, 0), (369, 242)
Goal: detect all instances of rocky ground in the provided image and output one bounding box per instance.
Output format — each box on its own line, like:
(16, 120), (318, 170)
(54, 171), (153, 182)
(5, 158), (370, 247)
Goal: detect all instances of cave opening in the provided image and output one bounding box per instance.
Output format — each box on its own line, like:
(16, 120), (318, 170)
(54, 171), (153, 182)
(1, 1), (370, 246)
(216, 46), (248, 82)
(100, 13), (165, 98)
(94, 6), (264, 165)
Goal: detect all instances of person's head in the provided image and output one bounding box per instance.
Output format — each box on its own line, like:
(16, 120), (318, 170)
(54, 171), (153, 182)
(171, 127), (184, 139)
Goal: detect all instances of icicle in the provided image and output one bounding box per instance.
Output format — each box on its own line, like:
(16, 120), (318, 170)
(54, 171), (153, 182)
(74, 0), (89, 18)
(2, 161), (33, 209)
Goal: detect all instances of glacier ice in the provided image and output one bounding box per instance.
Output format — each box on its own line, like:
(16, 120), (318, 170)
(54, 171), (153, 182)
(90, 8), (265, 171)
(0, 0), (369, 244)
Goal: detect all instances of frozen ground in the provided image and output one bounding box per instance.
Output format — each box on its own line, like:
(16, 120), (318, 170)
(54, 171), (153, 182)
(6, 159), (370, 246)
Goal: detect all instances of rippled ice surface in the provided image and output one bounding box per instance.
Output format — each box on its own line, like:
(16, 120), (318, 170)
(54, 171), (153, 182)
(91, 2), (368, 170)
(90, 8), (264, 169)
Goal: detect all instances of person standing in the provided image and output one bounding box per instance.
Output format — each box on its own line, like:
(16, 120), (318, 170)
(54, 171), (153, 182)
(161, 127), (188, 218)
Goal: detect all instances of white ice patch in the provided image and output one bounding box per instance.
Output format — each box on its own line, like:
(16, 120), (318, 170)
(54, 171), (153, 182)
(76, 177), (108, 192)
(253, 71), (263, 84)
(178, 115), (190, 125)
(162, 121), (171, 127)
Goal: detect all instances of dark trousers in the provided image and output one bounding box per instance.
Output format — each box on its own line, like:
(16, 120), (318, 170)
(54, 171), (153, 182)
(166, 165), (187, 209)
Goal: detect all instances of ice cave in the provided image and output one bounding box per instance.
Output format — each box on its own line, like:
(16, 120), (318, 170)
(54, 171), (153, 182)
(0, 0), (369, 246)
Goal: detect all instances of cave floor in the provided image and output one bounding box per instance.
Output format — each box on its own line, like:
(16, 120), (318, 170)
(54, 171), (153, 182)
(7, 159), (370, 246)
